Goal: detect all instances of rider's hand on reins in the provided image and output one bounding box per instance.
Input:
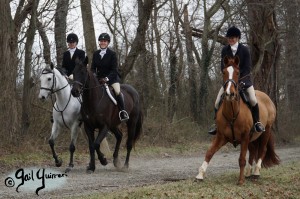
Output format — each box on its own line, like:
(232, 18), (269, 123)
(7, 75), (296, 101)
(99, 77), (109, 84)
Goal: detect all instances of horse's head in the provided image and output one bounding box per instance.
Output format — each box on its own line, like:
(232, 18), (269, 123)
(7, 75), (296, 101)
(38, 63), (55, 100)
(222, 56), (240, 101)
(71, 57), (89, 97)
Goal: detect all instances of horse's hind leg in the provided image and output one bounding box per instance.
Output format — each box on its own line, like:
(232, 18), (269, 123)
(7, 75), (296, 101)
(65, 124), (80, 173)
(94, 127), (108, 166)
(196, 135), (227, 181)
(110, 127), (122, 169)
(49, 123), (63, 167)
(246, 143), (256, 178)
(253, 127), (271, 177)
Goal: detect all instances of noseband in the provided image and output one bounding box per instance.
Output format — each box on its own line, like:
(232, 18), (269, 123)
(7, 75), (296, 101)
(223, 78), (240, 101)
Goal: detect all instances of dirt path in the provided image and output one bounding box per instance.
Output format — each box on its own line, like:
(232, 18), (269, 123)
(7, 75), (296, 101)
(1, 146), (299, 198)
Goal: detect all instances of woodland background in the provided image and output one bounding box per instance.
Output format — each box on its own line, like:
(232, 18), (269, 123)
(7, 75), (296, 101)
(0, 0), (299, 151)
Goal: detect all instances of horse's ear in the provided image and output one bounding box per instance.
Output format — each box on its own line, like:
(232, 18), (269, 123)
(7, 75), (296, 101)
(234, 56), (240, 66)
(224, 55), (229, 66)
(50, 62), (54, 70)
(83, 56), (88, 66)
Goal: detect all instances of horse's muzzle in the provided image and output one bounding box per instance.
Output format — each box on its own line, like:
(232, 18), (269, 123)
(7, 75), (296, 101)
(71, 88), (80, 97)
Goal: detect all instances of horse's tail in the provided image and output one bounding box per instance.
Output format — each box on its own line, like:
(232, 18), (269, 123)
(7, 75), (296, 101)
(133, 110), (143, 146)
(262, 133), (281, 168)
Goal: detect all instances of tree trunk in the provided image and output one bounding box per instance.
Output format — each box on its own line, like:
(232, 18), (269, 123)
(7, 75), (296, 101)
(246, 0), (280, 98)
(284, 0), (300, 129)
(80, 0), (96, 63)
(0, 0), (19, 141)
(55, 0), (69, 65)
(37, 19), (51, 64)
(21, 0), (39, 135)
(183, 5), (198, 121)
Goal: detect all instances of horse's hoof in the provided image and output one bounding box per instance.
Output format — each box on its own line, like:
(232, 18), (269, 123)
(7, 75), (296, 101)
(194, 178), (203, 182)
(251, 175), (260, 179)
(113, 158), (121, 169)
(86, 165), (95, 173)
(237, 180), (245, 185)
(121, 166), (129, 172)
(99, 158), (108, 166)
(55, 159), (63, 167)
(86, 169), (94, 174)
(65, 167), (72, 173)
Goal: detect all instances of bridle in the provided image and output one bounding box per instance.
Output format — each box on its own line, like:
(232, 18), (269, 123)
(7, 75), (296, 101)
(222, 72), (241, 148)
(40, 69), (69, 94)
(40, 69), (72, 129)
(72, 69), (104, 105)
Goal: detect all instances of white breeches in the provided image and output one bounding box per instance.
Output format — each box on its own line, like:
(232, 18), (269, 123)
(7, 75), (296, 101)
(111, 83), (120, 95)
(214, 85), (257, 109)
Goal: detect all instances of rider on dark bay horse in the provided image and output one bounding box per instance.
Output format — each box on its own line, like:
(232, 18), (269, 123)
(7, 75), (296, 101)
(91, 33), (129, 122)
(208, 26), (265, 135)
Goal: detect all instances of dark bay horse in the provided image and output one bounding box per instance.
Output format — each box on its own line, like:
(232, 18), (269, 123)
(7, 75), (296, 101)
(71, 58), (143, 172)
(196, 56), (280, 185)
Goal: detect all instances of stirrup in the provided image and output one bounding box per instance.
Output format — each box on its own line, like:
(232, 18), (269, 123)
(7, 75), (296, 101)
(254, 122), (265, 132)
(208, 124), (217, 135)
(119, 110), (129, 122)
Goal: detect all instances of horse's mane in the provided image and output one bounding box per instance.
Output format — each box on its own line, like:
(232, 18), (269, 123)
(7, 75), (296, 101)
(55, 67), (67, 76)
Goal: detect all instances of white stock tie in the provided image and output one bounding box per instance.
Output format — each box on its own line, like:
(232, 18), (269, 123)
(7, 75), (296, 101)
(99, 49), (107, 59)
(69, 48), (76, 58)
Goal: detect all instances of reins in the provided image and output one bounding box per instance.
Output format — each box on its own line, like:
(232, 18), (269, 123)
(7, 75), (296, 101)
(222, 78), (241, 147)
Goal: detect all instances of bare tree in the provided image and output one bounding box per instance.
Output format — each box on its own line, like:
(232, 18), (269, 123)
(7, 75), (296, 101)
(80, 0), (96, 61)
(246, 0), (280, 100)
(183, 4), (198, 121)
(21, 0), (40, 135)
(0, 0), (35, 141)
(55, 0), (69, 65)
(282, 0), (300, 131)
(120, 0), (154, 79)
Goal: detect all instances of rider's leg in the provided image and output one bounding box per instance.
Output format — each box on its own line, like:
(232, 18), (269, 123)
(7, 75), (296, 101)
(208, 86), (224, 135)
(111, 83), (129, 121)
(246, 86), (265, 132)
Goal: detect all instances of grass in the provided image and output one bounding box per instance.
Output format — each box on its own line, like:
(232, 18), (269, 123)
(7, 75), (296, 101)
(69, 161), (300, 199)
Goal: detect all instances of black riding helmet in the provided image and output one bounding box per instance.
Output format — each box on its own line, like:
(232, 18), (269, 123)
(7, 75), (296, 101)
(98, 33), (110, 42)
(226, 26), (241, 39)
(67, 33), (78, 43)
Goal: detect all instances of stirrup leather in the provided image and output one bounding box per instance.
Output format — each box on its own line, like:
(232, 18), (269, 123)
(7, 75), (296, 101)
(119, 110), (129, 121)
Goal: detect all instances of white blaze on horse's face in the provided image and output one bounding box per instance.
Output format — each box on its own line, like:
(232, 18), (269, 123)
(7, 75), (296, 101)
(225, 66), (234, 95)
(38, 72), (53, 100)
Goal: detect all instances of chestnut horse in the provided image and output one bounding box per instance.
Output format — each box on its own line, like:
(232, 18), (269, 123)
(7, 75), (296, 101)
(196, 56), (280, 185)
(71, 57), (143, 173)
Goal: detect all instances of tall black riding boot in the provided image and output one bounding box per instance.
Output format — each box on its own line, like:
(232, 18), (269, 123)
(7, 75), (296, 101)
(116, 94), (129, 122)
(251, 103), (265, 132)
(208, 108), (218, 135)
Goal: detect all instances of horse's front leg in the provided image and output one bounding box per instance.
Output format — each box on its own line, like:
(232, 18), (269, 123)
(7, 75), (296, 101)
(49, 122), (63, 167)
(65, 123), (80, 173)
(196, 134), (227, 181)
(94, 127), (108, 166)
(111, 127), (123, 169)
(238, 136), (250, 185)
(85, 124), (96, 173)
